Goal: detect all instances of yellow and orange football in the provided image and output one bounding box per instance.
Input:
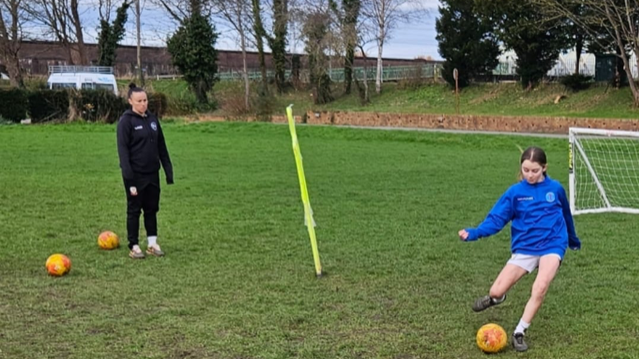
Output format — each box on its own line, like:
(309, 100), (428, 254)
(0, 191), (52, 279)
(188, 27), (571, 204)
(98, 231), (120, 250)
(476, 323), (508, 353)
(45, 254), (71, 277)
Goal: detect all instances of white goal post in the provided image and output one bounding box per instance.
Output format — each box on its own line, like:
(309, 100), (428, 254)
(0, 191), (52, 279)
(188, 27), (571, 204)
(569, 127), (639, 215)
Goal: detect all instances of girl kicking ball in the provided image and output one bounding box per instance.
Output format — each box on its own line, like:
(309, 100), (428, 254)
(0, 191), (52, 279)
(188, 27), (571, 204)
(458, 146), (581, 352)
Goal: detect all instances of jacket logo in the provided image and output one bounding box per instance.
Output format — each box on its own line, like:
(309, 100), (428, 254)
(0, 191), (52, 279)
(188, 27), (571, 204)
(151, 122), (158, 131)
(546, 192), (555, 202)
(134, 125), (143, 130)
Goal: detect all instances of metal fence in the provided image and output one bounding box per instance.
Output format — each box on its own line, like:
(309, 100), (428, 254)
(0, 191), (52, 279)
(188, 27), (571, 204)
(157, 55), (639, 83)
(48, 65), (114, 74)
(215, 63), (443, 83)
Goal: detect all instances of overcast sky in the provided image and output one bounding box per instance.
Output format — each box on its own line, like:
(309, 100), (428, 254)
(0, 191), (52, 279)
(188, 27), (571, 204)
(78, 0), (442, 60)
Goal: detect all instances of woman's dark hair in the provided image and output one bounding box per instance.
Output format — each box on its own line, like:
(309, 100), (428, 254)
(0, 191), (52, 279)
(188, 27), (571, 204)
(519, 146), (547, 180)
(127, 83), (145, 99)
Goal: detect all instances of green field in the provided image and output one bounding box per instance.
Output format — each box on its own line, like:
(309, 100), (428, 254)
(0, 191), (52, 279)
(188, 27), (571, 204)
(0, 122), (637, 358)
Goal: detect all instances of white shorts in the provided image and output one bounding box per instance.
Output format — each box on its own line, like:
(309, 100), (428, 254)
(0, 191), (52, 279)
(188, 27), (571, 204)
(508, 253), (562, 273)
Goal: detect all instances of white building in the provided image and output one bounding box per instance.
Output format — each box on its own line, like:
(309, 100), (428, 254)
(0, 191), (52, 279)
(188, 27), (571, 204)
(496, 49), (638, 78)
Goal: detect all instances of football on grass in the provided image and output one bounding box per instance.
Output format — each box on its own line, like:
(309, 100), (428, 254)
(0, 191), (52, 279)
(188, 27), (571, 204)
(46, 254), (71, 276)
(476, 323), (507, 353)
(98, 231), (120, 250)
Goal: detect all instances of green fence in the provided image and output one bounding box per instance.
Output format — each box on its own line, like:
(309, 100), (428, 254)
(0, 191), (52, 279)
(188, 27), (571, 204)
(216, 64), (443, 83)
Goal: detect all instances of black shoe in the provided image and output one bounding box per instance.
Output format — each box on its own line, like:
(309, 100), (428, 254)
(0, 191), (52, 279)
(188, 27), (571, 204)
(512, 332), (528, 352)
(472, 295), (506, 312)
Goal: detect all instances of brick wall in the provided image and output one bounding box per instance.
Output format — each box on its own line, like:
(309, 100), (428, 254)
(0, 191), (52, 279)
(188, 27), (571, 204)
(12, 41), (437, 77)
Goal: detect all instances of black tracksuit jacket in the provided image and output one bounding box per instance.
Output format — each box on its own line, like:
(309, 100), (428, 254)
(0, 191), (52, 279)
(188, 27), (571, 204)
(117, 109), (173, 188)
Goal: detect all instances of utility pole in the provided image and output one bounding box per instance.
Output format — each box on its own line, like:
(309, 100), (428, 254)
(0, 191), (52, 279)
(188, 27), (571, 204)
(136, 0), (144, 86)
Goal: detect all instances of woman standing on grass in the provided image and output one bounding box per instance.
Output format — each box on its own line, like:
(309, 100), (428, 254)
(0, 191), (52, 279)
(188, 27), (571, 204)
(458, 146), (581, 352)
(117, 83), (173, 259)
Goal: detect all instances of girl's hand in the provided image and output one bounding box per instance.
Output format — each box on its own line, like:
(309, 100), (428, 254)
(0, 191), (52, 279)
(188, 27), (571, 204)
(458, 229), (469, 241)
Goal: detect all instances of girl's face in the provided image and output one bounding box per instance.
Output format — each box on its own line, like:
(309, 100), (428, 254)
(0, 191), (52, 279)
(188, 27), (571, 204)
(521, 159), (546, 184)
(128, 91), (148, 115)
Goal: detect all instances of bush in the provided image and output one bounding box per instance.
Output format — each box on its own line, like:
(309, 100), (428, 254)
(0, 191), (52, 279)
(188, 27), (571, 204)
(0, 88), (28, 122)
(70, 89), (127, 123)
(28, 90), (69, 123)
(164, 97), (197, 116)
(560, 73), (593, 92)
(195, 97), (217, 113)
(148, 92), (168, 119)
(253, 85), (274, 121)
(161, 95), (217, 116)
(24, 77), (48, 91)
(217, 83), (251, 116)
(398, 66), (427, 90)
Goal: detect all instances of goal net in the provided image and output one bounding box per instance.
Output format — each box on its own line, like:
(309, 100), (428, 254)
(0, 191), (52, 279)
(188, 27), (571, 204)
(569, 127), (639, 215)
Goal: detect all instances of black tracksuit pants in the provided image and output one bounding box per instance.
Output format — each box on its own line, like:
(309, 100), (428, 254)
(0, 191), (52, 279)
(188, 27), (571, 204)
(124, 172), (161, 249)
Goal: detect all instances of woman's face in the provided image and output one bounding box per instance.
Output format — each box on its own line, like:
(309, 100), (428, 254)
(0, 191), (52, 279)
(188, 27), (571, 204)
(128, 91), (148, 115)
(521, 159), (546, 184)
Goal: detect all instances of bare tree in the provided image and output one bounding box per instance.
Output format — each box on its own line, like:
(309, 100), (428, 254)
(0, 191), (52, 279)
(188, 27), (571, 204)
(251, 0), (269, 92)
(214, 0), (253, 109)
(150, 0), (189, 23)
(149, 0), (213, 23)
(302, 3), (334, 104)
(24, 0), (88, 65)
(536, 0), (639, 105)
(326, 0), (360, 94)
(287, 0), (305, 54)
(96, 0), (129, 67)
(98, 0), (117, 22)
(150, 0), (215, 84)
(354, 44), (370, 104)
(266, 0), (289, 94)
(0, 0), (25, 87)
(359, 0), (424, 94)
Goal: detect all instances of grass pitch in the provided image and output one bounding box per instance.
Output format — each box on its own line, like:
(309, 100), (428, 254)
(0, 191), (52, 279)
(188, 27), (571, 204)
(0, 121), (637, 358)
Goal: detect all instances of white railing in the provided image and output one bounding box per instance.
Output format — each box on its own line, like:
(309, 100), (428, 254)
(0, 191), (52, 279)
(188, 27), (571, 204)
(48, 66), (114, 74)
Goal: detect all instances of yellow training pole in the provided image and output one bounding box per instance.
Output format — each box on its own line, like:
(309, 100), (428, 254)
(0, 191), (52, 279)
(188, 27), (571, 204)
(286, 105), (322, 277)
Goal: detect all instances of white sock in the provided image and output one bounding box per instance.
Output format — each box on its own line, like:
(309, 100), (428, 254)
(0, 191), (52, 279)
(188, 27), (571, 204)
(491, 295), (505, 304)
(515, 319), (530, 334)
(147, 236), (157, 248)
